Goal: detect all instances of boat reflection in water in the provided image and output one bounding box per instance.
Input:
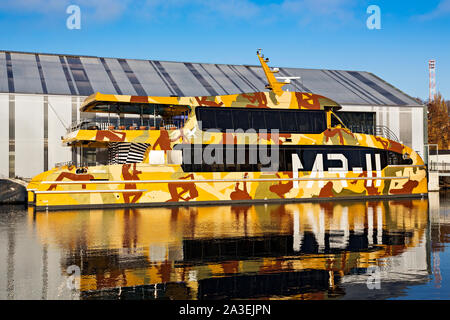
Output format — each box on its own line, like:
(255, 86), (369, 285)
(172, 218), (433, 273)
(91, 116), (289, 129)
(25, 198), (434, 300)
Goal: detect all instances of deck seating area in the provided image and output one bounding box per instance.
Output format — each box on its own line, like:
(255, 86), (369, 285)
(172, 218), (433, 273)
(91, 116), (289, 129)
(68, 118), (184, 132)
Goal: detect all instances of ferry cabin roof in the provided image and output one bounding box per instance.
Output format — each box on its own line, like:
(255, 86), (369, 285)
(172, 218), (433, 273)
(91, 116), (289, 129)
(80, 90), (342, 115)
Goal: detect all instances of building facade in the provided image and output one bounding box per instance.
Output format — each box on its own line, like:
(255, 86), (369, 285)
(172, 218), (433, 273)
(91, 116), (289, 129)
(0, 51), (426, 179)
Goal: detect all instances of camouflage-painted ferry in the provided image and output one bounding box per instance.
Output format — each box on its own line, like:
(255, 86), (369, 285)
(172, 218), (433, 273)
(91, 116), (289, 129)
(27, 51), (427, 210)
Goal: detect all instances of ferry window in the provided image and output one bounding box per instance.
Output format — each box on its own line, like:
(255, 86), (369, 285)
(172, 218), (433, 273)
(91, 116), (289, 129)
(331, 113), (343, 127)
(310, 112), (327, 133)
(232, 109), (250, 130)
(197, 108), (216, 129)
(280, 111), (297, 132)
(197, 107), (326, 133)
(296, 113), (310, 132)
(216, 109), (233, 130)
(296, 111), (327, 134)
(265, 110), (281, 131)
(178, 145), (395, 173)
(250, 110), (266, 130)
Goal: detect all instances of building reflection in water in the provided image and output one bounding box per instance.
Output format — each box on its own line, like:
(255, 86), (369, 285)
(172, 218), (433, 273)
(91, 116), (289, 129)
(1, 194), (449, 300)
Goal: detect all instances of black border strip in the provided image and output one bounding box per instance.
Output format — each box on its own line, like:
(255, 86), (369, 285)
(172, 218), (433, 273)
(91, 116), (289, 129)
(152, 61), (184, 96)
(5, 52), (15, 93)
(346, 71), (408, 105)
(59, 56), (77, 95)
(35, 54), (48, 94)
(184, 62), (218, 96)
(100, 57), (122, 95)
(117, 59), (147, 96)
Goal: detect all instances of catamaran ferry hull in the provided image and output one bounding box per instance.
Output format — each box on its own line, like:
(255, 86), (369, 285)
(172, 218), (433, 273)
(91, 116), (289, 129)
(28, 163), (428, 211)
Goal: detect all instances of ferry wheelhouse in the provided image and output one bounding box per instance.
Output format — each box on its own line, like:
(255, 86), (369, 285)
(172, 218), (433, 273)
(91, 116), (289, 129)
(27, 51), (427, 210)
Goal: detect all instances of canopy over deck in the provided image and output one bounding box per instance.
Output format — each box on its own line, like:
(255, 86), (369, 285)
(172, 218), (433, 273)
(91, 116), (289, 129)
(81, 90), (341, 114)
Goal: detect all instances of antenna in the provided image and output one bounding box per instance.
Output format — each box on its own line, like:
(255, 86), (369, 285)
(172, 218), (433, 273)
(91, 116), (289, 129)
(256, 49), (287, 96)
(429, 59), (436, 102)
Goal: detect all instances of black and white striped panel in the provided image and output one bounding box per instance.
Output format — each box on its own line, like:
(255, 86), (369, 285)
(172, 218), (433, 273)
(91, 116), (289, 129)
(108, 142), (149, 164)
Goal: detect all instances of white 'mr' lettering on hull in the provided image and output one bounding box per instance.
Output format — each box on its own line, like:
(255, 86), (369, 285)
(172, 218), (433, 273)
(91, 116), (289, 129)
(307, 154), (324, 188)
(327, 153), (348, 187)
(292, 154), (303, 189)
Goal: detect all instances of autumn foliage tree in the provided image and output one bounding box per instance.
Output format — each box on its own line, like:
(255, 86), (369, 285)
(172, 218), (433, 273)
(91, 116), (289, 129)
(428, 93), (450, 149)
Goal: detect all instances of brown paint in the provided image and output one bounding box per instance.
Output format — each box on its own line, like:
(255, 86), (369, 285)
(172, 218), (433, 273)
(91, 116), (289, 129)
(318, 181), (334, 197)
(195, 96), (224, 107)
(152, 128), (174, 151)
(295, 92), (321, 109)
(121, 163), (143, 203)
(167, 174), (199, 202)
(390, 180), (419, 195)
(47, 172), (94, 191)
(130, 96), (149, 103)
(230, 173), (252, 200)
(241, 92), (268, 108)
(95, 130), (126, 142)
(269, 173), (293, 199)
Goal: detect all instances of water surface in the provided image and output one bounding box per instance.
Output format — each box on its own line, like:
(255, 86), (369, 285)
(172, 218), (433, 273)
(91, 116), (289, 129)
(0, 192), (449, 300)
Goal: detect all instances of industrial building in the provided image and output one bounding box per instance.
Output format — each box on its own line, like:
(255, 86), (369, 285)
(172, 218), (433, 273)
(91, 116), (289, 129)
(0, 50), (426, 179)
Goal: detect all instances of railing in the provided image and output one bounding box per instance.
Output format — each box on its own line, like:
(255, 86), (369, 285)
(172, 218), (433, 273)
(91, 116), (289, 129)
(68, 118), (184, 133)
(54, 161), (75, 168)
(54, 161), (99, 168)
(347, 124), (400, 142)
(375, 125), (400, 142)
(67, 119), (400, 143)
(430, 162), (450, 172)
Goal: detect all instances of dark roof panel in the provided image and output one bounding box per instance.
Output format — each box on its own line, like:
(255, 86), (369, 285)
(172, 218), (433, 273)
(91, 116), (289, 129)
(0, 50), (422, 106)
(0, 52), (9, 93)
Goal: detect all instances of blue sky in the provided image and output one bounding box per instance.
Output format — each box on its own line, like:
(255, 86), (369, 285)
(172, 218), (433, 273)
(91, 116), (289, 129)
(0, 0), (449, 100)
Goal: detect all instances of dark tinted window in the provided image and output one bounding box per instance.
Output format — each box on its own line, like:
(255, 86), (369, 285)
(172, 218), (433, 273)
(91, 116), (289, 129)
(310, 112), (327, 133)
(331, 113), (343, 127)
(265, 110), (281, 131)
(176, 144), (397, 172)
(232, 109), (250, 130)
(280, 111), (297, 132)
(250, 109), (266, 130)
(198, 108), (216, 129)
(215, 109), (233, 129)
(196, 107), (326, 133)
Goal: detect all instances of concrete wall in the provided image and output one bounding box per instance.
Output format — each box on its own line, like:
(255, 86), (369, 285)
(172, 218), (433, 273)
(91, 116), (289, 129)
(0, 93), (427, 179)
(0, 93), (84, 179)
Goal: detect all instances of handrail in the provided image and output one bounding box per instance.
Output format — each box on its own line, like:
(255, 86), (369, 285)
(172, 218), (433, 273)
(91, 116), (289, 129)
(40, 176), (410, 185)
(375, 125), (400, 142)
(430, 162), (450, 172)
(67, 117), (184, 133)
